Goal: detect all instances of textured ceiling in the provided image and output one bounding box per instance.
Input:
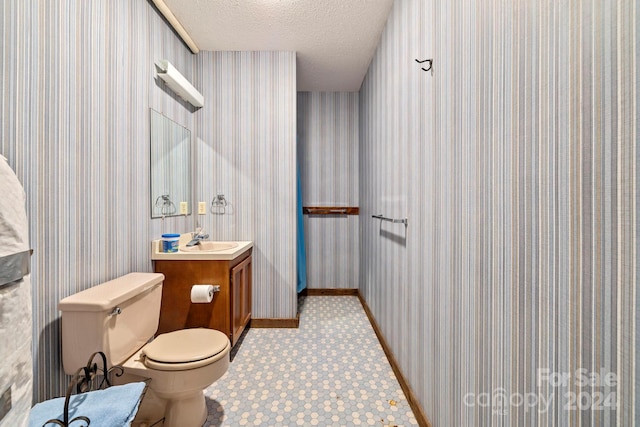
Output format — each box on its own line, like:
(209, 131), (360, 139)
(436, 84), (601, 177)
(162, 0), (394, 91)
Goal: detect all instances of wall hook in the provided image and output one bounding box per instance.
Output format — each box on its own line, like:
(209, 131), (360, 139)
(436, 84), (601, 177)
(415, 58), (433, 74)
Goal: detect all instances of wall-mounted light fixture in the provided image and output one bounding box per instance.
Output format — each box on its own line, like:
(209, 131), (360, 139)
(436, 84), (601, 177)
(154, 59), (204, 108)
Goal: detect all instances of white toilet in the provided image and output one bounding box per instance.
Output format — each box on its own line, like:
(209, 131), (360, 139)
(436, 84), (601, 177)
(58, 272), (230, 427)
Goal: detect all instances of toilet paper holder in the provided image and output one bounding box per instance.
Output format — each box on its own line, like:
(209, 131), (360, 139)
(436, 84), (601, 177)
(197, 284), (220, 292)
(190, 284), (220, 304)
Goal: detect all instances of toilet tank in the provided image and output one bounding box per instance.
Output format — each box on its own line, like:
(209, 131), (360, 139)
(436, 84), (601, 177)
(58, 272), (164, 375)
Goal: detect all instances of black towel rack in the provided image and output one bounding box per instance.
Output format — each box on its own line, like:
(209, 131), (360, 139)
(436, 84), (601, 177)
(372, 214), (408, 225)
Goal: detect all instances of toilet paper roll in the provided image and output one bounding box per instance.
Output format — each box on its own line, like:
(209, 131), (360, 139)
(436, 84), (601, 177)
(190, 284), (214, 303)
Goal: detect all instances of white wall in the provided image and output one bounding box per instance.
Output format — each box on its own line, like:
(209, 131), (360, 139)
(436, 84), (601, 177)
(359, 0), (638, 425)
(2, 1), (301, 403)
(297, 92), (359, 289)
(1, 0), (194, 402)
(194, 51), (298, 319)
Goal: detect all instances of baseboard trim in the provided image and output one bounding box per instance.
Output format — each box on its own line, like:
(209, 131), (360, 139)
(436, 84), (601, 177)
(251, 316), (299, 328)
(357, 292), (432, 427)
(304, 288), (359, 296)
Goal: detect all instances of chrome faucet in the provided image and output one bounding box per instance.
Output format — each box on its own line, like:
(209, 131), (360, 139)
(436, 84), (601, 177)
(186, 228), (209, 247)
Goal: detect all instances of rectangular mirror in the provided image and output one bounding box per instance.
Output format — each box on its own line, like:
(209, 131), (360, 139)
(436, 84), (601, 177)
(150, 109), (192, 218)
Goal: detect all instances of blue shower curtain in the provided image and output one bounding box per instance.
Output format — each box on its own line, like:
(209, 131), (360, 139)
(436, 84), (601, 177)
(296, 162), (307, 293)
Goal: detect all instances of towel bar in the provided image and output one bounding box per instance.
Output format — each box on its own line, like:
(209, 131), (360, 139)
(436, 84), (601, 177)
(372, 214), (408, 225)
(303, 206), (359, 215)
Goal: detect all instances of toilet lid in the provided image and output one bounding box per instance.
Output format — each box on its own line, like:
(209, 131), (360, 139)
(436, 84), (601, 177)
(143, 328), (229, 364)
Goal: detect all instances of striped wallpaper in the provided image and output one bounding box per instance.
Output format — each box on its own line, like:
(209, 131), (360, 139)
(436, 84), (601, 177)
(194, 51), (297, 319)
(2, 1), (637, 424)
(359, 0), (638, 426)
(1, 0), (197, 403)
(1, 1), (298, 404)
(297, 92), (359, 289)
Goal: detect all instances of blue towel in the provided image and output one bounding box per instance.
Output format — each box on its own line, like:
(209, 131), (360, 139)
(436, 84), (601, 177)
(28, 382), (146, 427)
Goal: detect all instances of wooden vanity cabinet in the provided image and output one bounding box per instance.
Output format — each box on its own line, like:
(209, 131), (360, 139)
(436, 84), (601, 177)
(153, 248), (252, 347)
(230, 255), (252, 345)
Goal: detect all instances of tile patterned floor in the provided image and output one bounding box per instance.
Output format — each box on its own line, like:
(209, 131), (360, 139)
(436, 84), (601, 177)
(203, 296), (418, 427)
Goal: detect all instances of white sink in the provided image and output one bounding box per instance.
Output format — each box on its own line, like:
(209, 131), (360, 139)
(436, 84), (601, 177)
(180, 241), (239, 252)
(151, 234), (252, 261)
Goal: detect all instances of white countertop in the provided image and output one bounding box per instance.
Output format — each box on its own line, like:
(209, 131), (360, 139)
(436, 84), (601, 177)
(151, 236), (253, 261)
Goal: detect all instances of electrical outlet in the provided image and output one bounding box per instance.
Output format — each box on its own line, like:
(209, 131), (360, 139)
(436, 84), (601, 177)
(198, 201), (207, 215)
(179, 201), (188, 215)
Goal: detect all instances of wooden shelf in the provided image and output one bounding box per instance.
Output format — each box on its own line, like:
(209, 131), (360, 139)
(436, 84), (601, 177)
(303, 206), (359, 215)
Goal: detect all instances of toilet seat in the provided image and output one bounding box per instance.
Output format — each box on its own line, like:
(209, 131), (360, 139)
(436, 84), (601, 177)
(142, 328), (230, 371)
